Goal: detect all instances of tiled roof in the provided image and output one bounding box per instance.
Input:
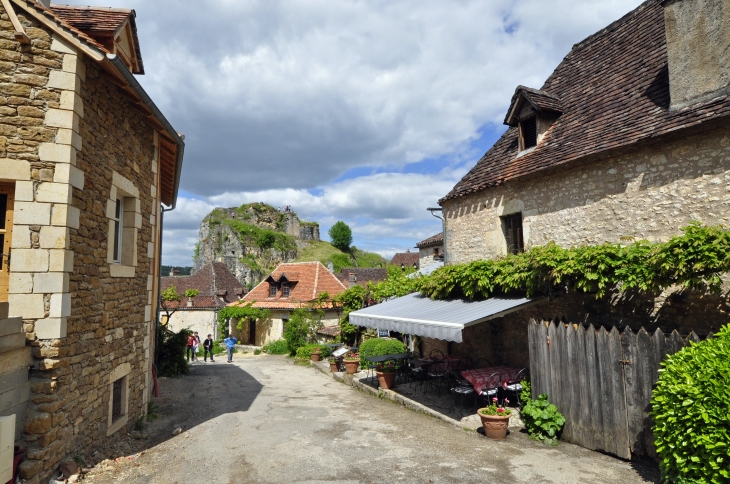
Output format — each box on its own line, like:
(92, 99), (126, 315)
(161, 296), (220, 310)
(236, 262), (347, 310)
(504, 86), (563, 126)
(415, 232), (443, 248)
(391, 252), (420, 268)
(336, 268), (389, 286)
(160, 262), (244, 309)
(50, 4), (144, 74)
(442, 0), (730, 203)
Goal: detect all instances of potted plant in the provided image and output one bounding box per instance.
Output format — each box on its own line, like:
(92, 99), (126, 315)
(376, 360), (397, 389)
(343, 351), (360, 375)
(310, 347), (322, 362)
(328, 357), (339, 372)
(478, 398), (512, 440)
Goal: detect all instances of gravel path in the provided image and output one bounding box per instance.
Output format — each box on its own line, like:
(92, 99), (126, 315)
(83, 355), (659, 484)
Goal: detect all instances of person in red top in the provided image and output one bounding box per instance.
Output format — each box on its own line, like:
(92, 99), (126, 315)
(186, 333), (195, 362)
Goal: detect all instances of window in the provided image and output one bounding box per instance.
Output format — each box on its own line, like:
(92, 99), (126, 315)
(269, 283), (278, 297)
(107, 363), (130, 436)
(502, 213), (524, 254)
(112, 378), (123, 422)
(111, 198), (123, 263)
(521, 116), (537, 150)
(281, 282), (291, 297)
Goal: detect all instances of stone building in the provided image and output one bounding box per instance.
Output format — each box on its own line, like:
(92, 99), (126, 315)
(228, 261), (347, 346)
(414, 232), (443, 269)
(354, 0), (730, 369)
(336, 267), (388, 288)
(390, 250), (419, 270)
(160, 261), (244, 340)
(0, 1), (183, 482)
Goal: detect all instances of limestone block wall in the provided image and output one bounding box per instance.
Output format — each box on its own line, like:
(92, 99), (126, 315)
(418, 245), (442, 268)
(443, 125), (730, 263)
(165, 309), (219, 341)
(0, 7), (162, 480)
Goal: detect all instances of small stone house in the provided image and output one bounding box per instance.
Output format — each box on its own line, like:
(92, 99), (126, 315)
(336, 267), (388, 288)
(160, 261), (244, 340)
(228, 261), (347, 346)
(0, 1), (184, 482)
(425, 0), (730, 366)
(390, 250), (419, 270)
(414, 232), (443, 269)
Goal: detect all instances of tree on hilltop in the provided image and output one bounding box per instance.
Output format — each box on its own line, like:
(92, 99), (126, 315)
(329, 221), (353, 251)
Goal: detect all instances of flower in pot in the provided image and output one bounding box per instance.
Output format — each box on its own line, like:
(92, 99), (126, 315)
(478, 398), (512, 440)
(376, 360), (397, 389)
(310, 347), (322, 362)
(342, 351), (360, 375)
(328, 357), (339, 372)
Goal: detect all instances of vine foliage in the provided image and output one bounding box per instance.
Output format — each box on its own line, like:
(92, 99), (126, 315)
(218, 302), (271, 336)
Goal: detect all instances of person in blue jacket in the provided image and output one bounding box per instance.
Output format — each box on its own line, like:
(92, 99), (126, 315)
(223, 335), (238, 363)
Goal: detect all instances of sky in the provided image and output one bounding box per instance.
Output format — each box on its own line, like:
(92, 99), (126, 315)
(67, 0), (644, 266)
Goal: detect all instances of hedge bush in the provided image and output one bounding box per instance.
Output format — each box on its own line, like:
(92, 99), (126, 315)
(262, 339), (289, 355)
(294, 344), (332, 360)
(358, 338), (407, 367)
(651, 325), (730, 483)
(156, 327), (190, 377)
(521, 394), (566, 446)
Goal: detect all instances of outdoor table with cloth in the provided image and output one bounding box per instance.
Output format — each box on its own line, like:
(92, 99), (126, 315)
(460, 367), (523, 393)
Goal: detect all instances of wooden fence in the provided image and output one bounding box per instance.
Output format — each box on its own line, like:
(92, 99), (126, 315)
(527, 319), (710, 460)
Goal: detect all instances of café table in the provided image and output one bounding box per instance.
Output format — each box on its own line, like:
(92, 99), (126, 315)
(460, 366), (523, 394)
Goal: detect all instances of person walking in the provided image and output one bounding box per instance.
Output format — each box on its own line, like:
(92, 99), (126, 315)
(223, 334), (238, 363)
(203, 334), (215, 362)
(186, 333), (195, 362)
(193, 332), (201, 361)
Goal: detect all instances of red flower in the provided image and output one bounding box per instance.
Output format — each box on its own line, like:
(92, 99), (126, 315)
(497, 408), (505, 413)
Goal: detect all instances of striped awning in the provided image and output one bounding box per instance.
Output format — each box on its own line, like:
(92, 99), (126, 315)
(349, 292), (541, 343)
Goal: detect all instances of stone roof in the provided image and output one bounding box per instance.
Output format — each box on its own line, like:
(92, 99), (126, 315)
(236, 262), (347, 310)
(160, 261), (244, 309)
(336, 268), (389, 286)
(415, 232), (443, 248)
(504, 86), (563, 126)
(391, 252), (420, 268)
(50, 4), (144, 74)
(442, 0), (730, 203)
(160, 296), (220, 310)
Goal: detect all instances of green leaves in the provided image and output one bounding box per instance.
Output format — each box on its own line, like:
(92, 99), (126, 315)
(412, 224), (730, 301)
(651, 324), (730, 483)
(358, 338), (407, 368)
(521, 394), (566, 446)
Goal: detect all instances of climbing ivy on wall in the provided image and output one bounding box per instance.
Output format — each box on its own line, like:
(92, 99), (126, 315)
(370, 223), (730, 301)
(218, 303), (271, 335)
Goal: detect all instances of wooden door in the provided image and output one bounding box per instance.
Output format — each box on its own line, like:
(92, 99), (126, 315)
(249, 318), (256, 345)
(0, 184), (14, 303)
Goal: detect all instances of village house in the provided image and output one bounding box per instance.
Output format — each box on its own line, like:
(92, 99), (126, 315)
(0, 1), (183, 482)
(227, 261), (347, 346)
(160, 261), (244, 341)
(414, 232), (443, 270)
(390, 250), (419, 270)
(336, 267), (388, 288)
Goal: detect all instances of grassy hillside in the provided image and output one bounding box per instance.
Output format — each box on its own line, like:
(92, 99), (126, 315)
(295, 241), (388, 273)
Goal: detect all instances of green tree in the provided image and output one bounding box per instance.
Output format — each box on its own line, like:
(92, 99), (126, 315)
(328, 221), (353, 251)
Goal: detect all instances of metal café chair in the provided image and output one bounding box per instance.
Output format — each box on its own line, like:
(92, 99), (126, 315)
(429, 348), (445, 358)
(504, 368), (529, 407)
(474, 358), (492, 369)
(476, 372), (502, 407)
(448, 371), (476, 419)
(426, 358), (450, 395)
(450, 357), (473, 387)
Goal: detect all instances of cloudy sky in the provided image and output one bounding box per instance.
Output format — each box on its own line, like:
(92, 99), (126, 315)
(69, 0), (644, 266)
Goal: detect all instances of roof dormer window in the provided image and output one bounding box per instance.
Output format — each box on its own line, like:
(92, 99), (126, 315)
(269, 283), (278, 297)
(521, 116), (538, 150)
(505, 86), (563, 155)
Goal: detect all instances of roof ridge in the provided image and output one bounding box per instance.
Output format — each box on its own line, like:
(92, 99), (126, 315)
(312, 262), (320, 300)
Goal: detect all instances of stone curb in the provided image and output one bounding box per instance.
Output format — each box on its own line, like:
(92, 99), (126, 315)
(309, 360), (467, 430)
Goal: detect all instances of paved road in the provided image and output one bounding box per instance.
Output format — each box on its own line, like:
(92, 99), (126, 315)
(88, 355), (658, 483)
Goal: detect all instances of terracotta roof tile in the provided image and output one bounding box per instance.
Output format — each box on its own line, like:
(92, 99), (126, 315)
(236, 262), (347, 310)
(415, 232), (443, 248)
(160, 262), (243, 309)
(442, 0), (730, 203)
(17, 0), (109, 53)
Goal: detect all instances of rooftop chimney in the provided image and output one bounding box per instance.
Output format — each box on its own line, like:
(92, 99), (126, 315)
(663, 0), (730, 110)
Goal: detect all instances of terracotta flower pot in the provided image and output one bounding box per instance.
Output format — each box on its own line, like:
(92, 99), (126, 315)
(376, 370), (396, 389)
(343, 360), (359, 374)
(329, 362), (339, 372)
(478, 409), (510, 440)
(310, 352), (321, 362)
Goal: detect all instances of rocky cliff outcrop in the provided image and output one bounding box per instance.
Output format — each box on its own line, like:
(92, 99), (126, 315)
(192, 203), (320, 287)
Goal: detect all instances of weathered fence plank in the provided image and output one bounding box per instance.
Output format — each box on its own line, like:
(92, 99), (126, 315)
(585, 325), (605, 452)
(528, 319), (540, 400)
(636, 327), (656, 458)
(621, 328), (642, 455)
(609, 326), (631, 459)
(547, 322), (561, 403)
(565, 324), (581, 446)
(575, 324), (593, 450)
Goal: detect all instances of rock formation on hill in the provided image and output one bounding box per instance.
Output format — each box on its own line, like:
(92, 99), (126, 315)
(192, 203), (320, 287)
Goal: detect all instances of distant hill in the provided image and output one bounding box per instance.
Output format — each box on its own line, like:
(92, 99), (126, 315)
(192, 203), (387, 287)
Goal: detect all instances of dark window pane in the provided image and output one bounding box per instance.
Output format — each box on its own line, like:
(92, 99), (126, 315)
(522, 117), (537, 148)
(0, 194), (7, 230)
(112, 378), (123, 422)
(269, 283), (277, 297)
(0, 234), (4, 270)
(113, 220), (120, 261)
(115, 198), (121, 219)
(503, 213), (524, 255)
(282, 282), (290, 297)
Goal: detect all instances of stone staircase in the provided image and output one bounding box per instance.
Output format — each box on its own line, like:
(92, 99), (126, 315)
(0, 302), (31, 439)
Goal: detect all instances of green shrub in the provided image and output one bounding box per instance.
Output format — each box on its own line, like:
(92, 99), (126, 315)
(283, 308), (323, 356)
(294, 344), (332, 360)
(156, 327), (190, 377)
(358, 338), (407, 367)
(253, 349), (261, 355)
(522, 394), (566, 446)
(651, 325), (730, 483)
(262, 339), (289, 355)
(519, 379), (531, 410)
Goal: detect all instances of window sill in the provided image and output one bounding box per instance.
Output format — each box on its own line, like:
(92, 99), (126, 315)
(106, 413), (128, 436)
(110, 264), (135, 278)
(515, 146), (536, 159)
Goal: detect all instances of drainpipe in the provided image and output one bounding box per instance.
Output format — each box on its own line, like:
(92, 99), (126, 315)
(154, 206), (173, 364)
(427, 207), (446, 264)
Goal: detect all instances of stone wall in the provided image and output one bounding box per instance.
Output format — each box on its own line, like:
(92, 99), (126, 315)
(0, 7), (162, 480)
(418, 245), (442, 269)
(164, 309), (219, 341)
(230, 310), (339, 346)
